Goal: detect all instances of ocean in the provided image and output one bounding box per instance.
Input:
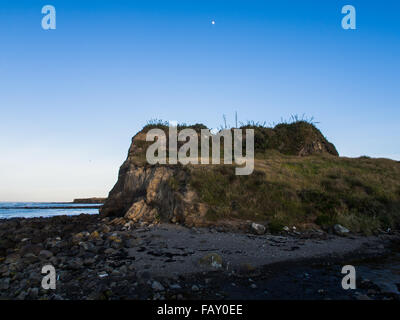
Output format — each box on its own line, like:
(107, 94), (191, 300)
(0, 202), (101, 219)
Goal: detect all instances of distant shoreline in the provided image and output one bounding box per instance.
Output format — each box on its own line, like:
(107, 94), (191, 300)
(0, 205), (102, 210)
(73, 198), (106, 204)
(0, 202), (101, 219)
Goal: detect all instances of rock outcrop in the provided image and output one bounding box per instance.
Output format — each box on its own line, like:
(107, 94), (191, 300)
(100, 121), (339, 227)
(99, 131), (208, 226)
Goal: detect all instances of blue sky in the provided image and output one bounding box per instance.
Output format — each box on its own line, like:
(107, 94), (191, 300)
(0, 0), (399, 201)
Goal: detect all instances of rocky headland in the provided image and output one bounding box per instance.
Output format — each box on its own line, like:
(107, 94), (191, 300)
(1, 120), (400, 300)
(73, 198), (106, 204)
(100, 121), (400, 235)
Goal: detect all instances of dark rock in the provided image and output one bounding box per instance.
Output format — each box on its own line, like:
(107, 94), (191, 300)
(19, 244), (43, 256)
(39, 250), (53, 260)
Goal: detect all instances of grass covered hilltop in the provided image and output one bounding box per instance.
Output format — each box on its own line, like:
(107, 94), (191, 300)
(100, 118), (400, 235)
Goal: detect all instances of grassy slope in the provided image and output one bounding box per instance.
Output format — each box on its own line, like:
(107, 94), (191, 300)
(189, 153), (400, 234)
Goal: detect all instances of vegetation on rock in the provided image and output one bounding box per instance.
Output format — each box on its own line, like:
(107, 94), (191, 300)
(100, 119), (400, 235)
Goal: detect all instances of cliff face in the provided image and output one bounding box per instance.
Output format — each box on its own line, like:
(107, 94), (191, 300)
(99, 132), (208, 227)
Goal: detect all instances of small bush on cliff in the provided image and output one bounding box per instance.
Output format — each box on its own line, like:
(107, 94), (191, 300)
(142, 119), (207, 133)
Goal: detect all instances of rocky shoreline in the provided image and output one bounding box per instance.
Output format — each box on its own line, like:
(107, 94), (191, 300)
(0, 214), (399, 300)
